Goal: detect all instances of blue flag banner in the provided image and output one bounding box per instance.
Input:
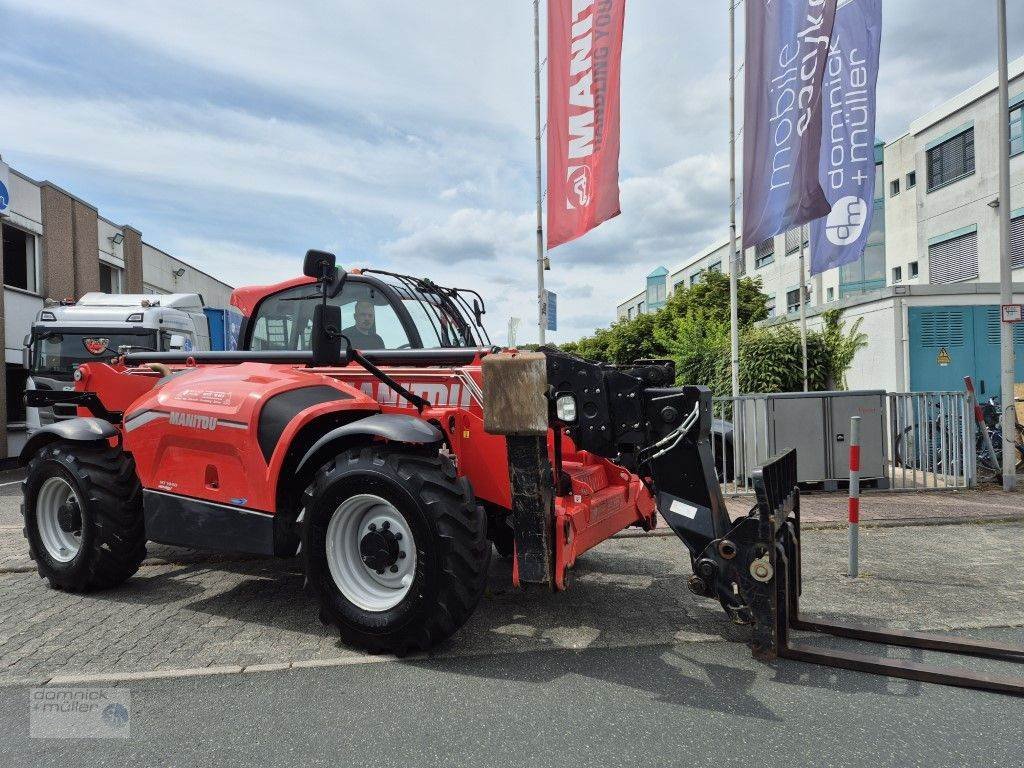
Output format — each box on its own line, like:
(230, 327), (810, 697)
(810, 0), (883, 276)
(743, 0), (838, 250)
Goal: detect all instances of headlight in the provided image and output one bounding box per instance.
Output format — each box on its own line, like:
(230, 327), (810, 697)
(555, 393), (577, 423)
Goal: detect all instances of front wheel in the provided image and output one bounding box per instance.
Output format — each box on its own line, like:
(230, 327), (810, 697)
(22, 442), (146, 591)
(302, 446), (490, 654)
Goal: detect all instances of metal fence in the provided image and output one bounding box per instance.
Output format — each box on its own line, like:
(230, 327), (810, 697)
(710, 395), (766, 496)
(886, 391), (975, 491)
(710, 391), (975, 495)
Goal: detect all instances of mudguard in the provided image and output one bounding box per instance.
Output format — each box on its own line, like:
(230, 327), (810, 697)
(294, 413), (444, 476)
(20, 417), (119, 464)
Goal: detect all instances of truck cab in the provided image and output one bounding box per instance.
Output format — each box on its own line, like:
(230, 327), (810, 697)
(25, 293), (218, 431)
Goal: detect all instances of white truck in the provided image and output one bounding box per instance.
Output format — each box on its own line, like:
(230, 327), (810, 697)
(24, 293), (227, 431)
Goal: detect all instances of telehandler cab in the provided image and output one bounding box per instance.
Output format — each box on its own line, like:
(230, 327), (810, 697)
(21, 250), (1024, 695)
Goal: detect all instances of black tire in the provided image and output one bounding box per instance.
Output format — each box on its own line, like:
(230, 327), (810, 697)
(22, 442), (146, 591)
(302, 446), (490, 654)
(489, 516), (515, 559)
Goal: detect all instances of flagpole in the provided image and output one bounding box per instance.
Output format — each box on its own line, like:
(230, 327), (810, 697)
(534, 0), (547, 345)
(798, 231), (809, 391)
(996, 0), (1016, 490)
(728, 0), (740, 399)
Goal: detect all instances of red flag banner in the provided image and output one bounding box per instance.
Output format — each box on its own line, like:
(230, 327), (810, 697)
(546, 0), (625, 250)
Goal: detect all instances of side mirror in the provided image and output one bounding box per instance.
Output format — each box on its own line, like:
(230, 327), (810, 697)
(312, 303), (344, 367)
(303, 249), (337, 280)
(22, 335), (31, 370)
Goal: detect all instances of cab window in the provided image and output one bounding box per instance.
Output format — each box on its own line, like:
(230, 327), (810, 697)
(402, 300), (473, 348)
(249, 281), (413, 351)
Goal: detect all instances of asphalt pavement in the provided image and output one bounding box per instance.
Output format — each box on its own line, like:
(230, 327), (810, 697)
(1, 628), (1022, 768)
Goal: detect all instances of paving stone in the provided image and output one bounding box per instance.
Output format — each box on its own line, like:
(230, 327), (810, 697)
(0, 512), (1021, 686)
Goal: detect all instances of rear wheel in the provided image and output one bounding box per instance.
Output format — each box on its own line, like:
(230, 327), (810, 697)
(22, 442), (146, 591)
(302, 446), (489, 654)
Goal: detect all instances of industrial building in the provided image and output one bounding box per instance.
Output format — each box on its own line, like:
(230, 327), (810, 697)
(616, 56), (1024, 399)
(0, 156), (233, 460)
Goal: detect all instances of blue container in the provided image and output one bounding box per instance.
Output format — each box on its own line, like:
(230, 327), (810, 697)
(204, 307), (242, 351)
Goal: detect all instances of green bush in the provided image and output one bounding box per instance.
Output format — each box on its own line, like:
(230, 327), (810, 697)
(560, 275), (868, 395)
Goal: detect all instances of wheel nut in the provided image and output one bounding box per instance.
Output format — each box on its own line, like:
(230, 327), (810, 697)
(398, 551), (406, 559)
(382, 521), (390, 530)
(395, 533), (402, 541)
(368, 523), (377, 531)
(390, 565), (399, 573)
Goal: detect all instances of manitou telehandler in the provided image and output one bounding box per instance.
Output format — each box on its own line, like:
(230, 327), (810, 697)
(21, 251), (1024, 695)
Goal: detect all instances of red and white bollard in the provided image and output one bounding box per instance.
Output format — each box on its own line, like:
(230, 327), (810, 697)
(964, 376), (998, 475)
(848, 415), (861, 578)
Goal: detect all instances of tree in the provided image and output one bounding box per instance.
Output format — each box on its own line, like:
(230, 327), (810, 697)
(653, 271), (769, 339)
(557, 271), (866, 396)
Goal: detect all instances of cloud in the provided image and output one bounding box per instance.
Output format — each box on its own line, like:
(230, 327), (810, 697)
(382, 208), (535, 265)
(1, 0), (1021, 348)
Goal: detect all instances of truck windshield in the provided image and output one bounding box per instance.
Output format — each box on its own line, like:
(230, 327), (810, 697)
(30, 329), (158, 378)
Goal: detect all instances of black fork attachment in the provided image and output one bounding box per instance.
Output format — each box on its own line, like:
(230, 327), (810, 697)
(726, 449), (1024, 697)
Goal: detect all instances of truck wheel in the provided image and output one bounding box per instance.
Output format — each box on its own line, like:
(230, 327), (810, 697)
(302, 446), (490, 654)
(22, 443), (146, 591)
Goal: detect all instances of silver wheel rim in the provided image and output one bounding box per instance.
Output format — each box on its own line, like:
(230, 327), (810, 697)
(325, 493), (416, 612)
(36, 476), (83, 563)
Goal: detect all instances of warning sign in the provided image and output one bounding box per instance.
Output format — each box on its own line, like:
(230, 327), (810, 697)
(937, 348), (951, 366)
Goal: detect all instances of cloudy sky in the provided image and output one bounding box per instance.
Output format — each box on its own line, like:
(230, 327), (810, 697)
(1, 1), (1021, 343)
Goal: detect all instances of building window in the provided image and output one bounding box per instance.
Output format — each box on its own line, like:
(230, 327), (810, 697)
(1012, 103), (1023, 157)
(785, 228), (800, 254)
(689, 269), (704, 286)
(708, 261), (722, 273)
(906, 171), (917, 189)
(909, 260), (919, 278)
(99, 262), (124, 294)
(840, 200), (887, 297)
(928, 228), (979, 284)
(1011, 213), (1024, 269)
(2, 223), (39, 293)
(786, 286), (811, 314)
(827, 286), (835, 302)
(890, 179), (900, 197)
(783, 226), (809, 255)
(735, 250), (746, 277)
(926, 127), (975, 191)
(627, 307), (634, 320)
(755, 239), (775, 268)
(637, 302), (644, 315)
(892, 266), (903, 283)
(766, 298), (776, 318)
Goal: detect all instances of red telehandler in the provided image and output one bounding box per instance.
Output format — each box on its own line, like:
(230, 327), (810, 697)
(21, 250), (1024, 695)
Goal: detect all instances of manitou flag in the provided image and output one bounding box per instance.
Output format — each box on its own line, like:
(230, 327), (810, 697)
(546, 0), (625, 249)
(810, 0), (882, 276)
(743, 0), (837, 250)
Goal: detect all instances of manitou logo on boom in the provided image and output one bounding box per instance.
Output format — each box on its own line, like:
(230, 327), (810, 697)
(359, 380), (473, 409)
(168, 411), (219, 431)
